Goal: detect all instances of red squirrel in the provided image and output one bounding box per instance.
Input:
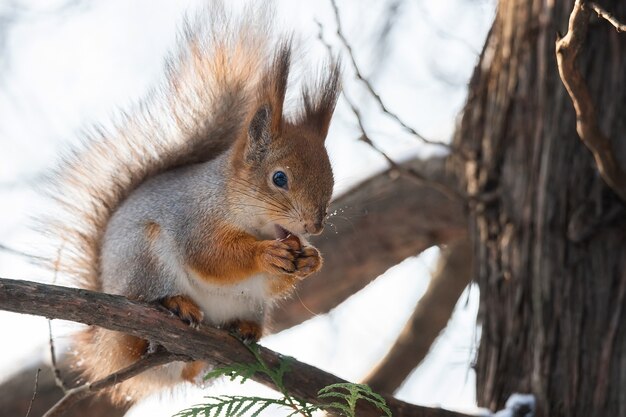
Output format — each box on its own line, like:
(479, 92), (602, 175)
(44, 3), (340, 403)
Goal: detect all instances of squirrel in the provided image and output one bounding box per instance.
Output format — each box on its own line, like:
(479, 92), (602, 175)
(43, 3), (340, 403)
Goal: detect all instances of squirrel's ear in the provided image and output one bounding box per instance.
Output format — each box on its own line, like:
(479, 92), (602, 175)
(246, 41), (291, 162)
(246, 105), (272, 162)
(296, 58), (342, 140)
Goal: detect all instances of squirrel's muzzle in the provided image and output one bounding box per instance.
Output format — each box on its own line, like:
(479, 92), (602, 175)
(304, 211), (326, 235)
(304, 221), (324, 235)
(304, 209), (326, 235)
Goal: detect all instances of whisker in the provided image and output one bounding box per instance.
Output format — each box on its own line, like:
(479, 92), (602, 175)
(228, 186), (290, 212)
(229, 179), (292, 212)
(232, 176), (296, 211)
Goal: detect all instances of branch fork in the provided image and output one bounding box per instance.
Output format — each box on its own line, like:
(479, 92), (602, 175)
(556, 0), (626, 202)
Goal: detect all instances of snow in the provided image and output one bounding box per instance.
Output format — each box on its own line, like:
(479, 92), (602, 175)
(491, 393), (536, 417)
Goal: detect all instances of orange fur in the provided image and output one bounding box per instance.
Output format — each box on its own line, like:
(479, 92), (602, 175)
(187, 224), (299, 284)
(162, 295), (204, 326)
(181, 360), (209, 383)
(75, 328), (152, 404)
(145, 221), (161, 243)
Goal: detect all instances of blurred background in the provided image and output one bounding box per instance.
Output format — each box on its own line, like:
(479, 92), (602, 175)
(0, 0), (496, 415)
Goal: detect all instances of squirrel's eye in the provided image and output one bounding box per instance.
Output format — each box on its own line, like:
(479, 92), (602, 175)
(272, 171), (288, 188)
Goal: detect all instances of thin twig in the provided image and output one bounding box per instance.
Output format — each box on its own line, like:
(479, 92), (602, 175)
(589, 2), (626, 32)
(47, 320), (66, 392)
(25, 368), (41, 417)
(328, 0), (455, 151)
(48, 243), (67, 392)
(0, 243), (46, 261)
(315, 20), (462, 201)
(414, 0), (480, 56)
(43, 346), (186, 417)
(555, 0), (626, 202)
(345, 91), (461, 200)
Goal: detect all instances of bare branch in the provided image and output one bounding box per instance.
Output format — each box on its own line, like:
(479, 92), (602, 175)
(25, 368), (40, 417)
(589, 2), (626, 32)
(414, 1), (480, 56)
(0, 278), (476, 417)
(316, 21), (462, 200)
(0, 243), (46, 261)
(0, 361), (129, 417)
(555, 0), (626, 202)
(48, 243), (67, 392)
(328, 0), (454, 150)
(315, 21), (462, 201)
(363, 238), (473, 393)
(43, 346), (185, 417)
(342, 87), (461, 200)
(47, 320), (67, 392)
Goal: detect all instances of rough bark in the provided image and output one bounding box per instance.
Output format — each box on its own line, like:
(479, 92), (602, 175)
(453, 0), (626, 415)
(363, 237), (473, 394)
(0, 278), (474, 417)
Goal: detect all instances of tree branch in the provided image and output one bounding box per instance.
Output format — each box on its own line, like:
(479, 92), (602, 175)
(363, 238), (473, 393)
(0, 278), (476, 417)
(314, 19), (461, 201)
(0, 361), (130, 417)
(43, 346), (184, 417)
(555, 0), (626, 202)
(589, 2), (626, 33)
(25, 368), (40, 417)
(328, 0), (458, 152)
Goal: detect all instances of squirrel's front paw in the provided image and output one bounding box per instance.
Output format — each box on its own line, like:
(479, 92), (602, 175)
(258, 240), (297, 275)
(161, 295), (204, 328)
(294, 246), (322, 279)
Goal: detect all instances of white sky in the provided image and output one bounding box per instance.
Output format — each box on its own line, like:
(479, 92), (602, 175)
(0, 0), (495, 415)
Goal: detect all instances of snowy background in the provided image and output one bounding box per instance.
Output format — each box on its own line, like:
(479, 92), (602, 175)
(0, 0), (495, 415)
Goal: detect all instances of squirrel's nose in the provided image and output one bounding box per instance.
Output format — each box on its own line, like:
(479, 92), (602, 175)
(305, 221), (324, 235)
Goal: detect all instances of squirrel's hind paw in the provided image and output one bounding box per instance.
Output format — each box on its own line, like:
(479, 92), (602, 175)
(224, 319), (263, 343)
(161, 295), (204, 328)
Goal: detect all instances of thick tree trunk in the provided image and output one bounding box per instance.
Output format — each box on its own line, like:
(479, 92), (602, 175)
(454, 0), (626, 416)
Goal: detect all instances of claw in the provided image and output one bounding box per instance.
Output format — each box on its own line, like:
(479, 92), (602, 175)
(161, 295), (204, 327)
(224, 319), (263, 343)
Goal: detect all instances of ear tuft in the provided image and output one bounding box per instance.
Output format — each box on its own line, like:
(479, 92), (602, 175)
(245, 39), (292, 163)
(259, 38), (292, 135)
(297, 57), (342, 140)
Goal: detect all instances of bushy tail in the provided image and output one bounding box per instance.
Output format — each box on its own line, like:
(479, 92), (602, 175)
(43, 3), (276, 291)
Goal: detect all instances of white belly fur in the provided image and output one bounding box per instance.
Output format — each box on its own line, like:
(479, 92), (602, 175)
(153, 228), (273, 326)
(181, 271), (270, 326)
